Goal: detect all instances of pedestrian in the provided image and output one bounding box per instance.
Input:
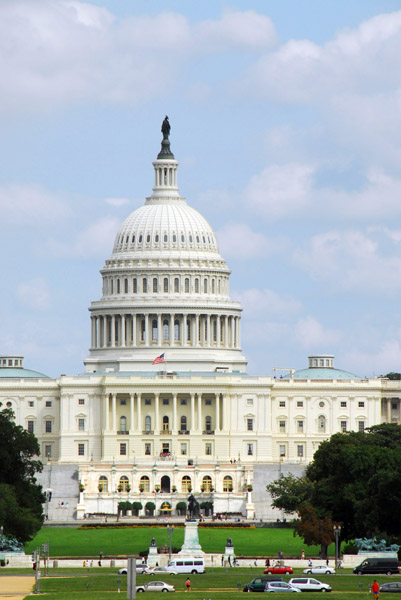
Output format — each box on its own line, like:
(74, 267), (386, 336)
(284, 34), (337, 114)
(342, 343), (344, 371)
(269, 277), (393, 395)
(308, 559), (312, 567)
(371, 580), (380, 598)
(254, 560), (257, 567)
(185, 577), (191, 592)
(265, 559), (270, 567)
(301, 550), (305, 560)
(98, 560), (102, 567)
(83, 560), (86, 568)
(221, 556), (224, 566)
(326, 558), (329, 566)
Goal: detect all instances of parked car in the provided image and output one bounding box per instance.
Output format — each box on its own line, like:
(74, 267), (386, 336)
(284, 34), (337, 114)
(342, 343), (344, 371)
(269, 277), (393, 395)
(136, 581), (175, 593)
(118, 564), (151, 575)
(149, 567), (177, 576)
(380, 582), (401, 593)
(264, 566), (294, 575)
(353, 558), (400, 576)
(289, 577), (332, 592)
(303, 565), (335, 575)
(264, 582), (301, 593)
(243, 577), (284, 592)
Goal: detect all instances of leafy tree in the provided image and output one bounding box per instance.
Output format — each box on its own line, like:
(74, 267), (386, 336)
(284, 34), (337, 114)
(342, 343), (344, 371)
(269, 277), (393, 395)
(0, 409), (44, 543)
(266, 473), (313, 514)
(384, 372), (401, 380)
(295, 504), (334, 558)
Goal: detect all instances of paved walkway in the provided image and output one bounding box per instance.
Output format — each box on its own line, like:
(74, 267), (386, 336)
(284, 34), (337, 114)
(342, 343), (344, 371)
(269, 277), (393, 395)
(0, 575), (34, 600)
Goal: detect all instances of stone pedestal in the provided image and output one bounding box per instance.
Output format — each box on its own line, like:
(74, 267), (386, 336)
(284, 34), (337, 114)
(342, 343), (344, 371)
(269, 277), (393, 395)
(224, 545), (235, 566)
(147, 545), (159, 567)
(179, 519), (204, 556)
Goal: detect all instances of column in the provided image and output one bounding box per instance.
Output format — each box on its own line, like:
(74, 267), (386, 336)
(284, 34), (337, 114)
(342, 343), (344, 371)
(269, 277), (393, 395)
(231, 317), (235, 348)
(237, 316), (241, 348)
(190, 394), (195, 431)
(387, 398), (391, 422)
(170, 314), (175, 346)
(157, 314), (162, 344)
(182, 314), (187, 345)
(130, 393), (135, 431)
(194, 315), (199, 347)
(112, 394), (117, 430)
(173, 394), (177, 433)
(121, 315), (126, 347)
(215, 394), (220, 431)
(145, 314), (149, 346)
(111, 316), (116, 348)
(137, 394), (142, 432)
(104, 395), (109, 430)
(224, 316), (228, 347)
(223, 394), (229, 431)
(197, 394), (202, 431)
(102, 316), (106, 348)
(132, 315), (136, 347)
(90, 317), (95, 348)
(207, 315), (211, 347)
(155, 394), (160, 433)
(216, 315), (221, 348)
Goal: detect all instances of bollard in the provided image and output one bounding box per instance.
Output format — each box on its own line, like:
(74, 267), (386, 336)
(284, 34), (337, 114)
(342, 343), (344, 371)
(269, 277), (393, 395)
(86, 583), (89, 592)
(237, 582), (242, 591)
(358, 583), (363, 592)
(117, 577), (121, 593)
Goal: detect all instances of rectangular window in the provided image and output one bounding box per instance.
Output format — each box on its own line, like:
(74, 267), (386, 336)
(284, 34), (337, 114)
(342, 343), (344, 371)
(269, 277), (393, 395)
(78, 418), (85, 431)
(27, 420), (34, 433)
(341, 420), (347, 432)
(45, 445), (52, 458)
(120, 399), (127, 405)
(392, 402), (398, 410)
(297, 420), (304, 433)
(247, 398), (254, 406)
(46, 401), (52, 407)
(78, 399), (85, 405)
(340, 401), (347, 407)
(279, 444), (286, 457)
(279, 401), (286, 407)
(120, 443), (127, 456)
(205, 399), (212, 405)
(145, 443), (151, 455)
(358, 401), (364, 408)
(29, 401), (34, 407)
(205, 443), (212, 456)
(145, 398), (151, 405)
(297, 401), (303, 407)
(78, 443), (85, 456)
(45, 420), (52, 433)
(247, 443), (253, 456)
(297, 445), (304, 457)
(279, 420), (286, 433)
(162, 398), (169, 405)
(180, 443), (187, 456)
(358, 421), (365, 433)
(180, 399), (187, 405)
(247, 418), (253, 431)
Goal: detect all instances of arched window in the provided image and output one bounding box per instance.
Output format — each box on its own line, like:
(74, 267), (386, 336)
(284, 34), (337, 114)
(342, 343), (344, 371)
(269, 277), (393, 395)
(133, 278), (137, 293)
(180, 415), (187, 432)
(205, 416), (212, 432)
(143, 278), (147, 293)
(141, 319), (146, 342)
(119, 475), (130, 492)
(163, 319), (169, 341)
(163, 416), (169, 432)
(204, 279), (208, 293)
(187, 319), (191, 341)
(211, 279), (215, 294)
(152, 319), (158, 341)
(153, 278), (158, 293)
(140, 476), (150, 492)
(181, 475), (192, 492)
(145, 416), (152, 432)
(223, 476), (233, 492)
(318, 415), (326, 433)
(185, 278), (190, 293)
(174, 278), (179, 293)
(164, 234), (168, 242)
(195, 278), (199, 293)
(146, 234), (150, 243)
(164, 278), (169, 293)
(98, 475), (108, 492)
(124, 278), (128, 293)
(111, 280), (114, 294)
(174, 320), (180, 341)
(202, 475), (213, 492)
(120, 416), (127, 432)
(213, 319), (217, 342)
(117, 279), (121, 294)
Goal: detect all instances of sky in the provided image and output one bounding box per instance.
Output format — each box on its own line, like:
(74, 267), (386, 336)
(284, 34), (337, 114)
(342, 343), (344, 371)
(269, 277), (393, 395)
(2, 0), (401, 378)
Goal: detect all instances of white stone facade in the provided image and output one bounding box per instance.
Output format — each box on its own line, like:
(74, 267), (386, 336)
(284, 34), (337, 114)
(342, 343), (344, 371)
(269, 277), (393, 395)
(1, 122), (400, 520)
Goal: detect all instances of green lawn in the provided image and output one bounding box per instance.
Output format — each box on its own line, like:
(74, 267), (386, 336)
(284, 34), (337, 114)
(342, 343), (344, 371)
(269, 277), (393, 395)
(6, 568), (391, 600)
(24, 526), (335, 558)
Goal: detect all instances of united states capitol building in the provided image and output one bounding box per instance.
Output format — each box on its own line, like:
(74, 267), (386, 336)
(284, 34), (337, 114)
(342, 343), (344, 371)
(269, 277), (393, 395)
(1, 119), (400, 521)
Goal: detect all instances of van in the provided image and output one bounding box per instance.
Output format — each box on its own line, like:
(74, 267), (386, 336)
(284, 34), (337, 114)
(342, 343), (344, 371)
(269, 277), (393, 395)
(167, 557), (205, 574)
(353, 557), (400, 576)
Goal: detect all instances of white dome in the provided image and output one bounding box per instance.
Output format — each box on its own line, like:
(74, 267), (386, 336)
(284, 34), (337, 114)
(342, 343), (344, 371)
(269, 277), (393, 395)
(112, 201), (221, 261)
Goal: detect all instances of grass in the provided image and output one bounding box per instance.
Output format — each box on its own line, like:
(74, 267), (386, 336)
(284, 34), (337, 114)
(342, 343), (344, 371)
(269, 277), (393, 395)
(24, 526), (336, 558)
(3, 568), (393, 600)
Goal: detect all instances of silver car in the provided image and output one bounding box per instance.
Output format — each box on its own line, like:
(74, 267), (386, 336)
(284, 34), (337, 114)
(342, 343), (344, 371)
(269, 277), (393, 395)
(264, 582), (301, 593)
(303, 565), (336, 575)
(289, 577), (332, 592)
(136, 581), (175, 593)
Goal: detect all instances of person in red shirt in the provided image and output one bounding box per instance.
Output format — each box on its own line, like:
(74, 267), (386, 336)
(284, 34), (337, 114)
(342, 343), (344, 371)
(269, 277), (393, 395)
(371, 580), (380, 598)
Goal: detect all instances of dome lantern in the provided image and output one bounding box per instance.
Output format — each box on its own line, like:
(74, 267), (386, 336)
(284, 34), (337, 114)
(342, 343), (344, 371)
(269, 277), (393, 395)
(151, 116), (179, 201)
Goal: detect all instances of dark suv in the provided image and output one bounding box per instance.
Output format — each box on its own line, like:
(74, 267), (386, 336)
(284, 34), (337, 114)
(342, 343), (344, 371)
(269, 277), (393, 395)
(243, 576), (284, 592)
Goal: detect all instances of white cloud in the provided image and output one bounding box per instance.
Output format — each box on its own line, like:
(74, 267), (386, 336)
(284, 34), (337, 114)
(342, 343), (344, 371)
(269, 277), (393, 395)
(245, 164), (315, 220)
(234, 287), (301, 318)
(104, 197), (130, 207)
(47, 216), (120, 259)
(294, 315), (342, 348)
(344, 339), (401, 378)
(16, 278), (51, 310)
(216, 223), (280, 259)
(0, 183), (70, 225)
(197, 10), (276, 51)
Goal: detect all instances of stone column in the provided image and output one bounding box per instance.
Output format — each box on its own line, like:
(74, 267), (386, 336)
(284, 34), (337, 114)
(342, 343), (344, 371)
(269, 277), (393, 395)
(194, 315), (199, 347)
(155, 394), (160, 433)
(170, 314), (175, 345)
(121, 315), (126, 347)
(182, 314), (187, 345)
(130, 393), (135, 431)
(112, 394), (117, 430)
(104, 394), (109, 430)
(190, 394), (195, 431)
(157, 314), (162, 344)
(216, 316), (221, 347)
(173, 394), (178, 433)
(111, 316), (116, 348)
(224, 316), (228, 347)
(207, 315), (211, 346)
(216, 394), (220, 431)
(137, 394), (142, 432)
(197, 394), (202, 431)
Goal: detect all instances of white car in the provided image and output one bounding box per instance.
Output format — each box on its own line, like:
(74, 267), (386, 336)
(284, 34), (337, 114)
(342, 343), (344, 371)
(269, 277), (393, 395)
(118, 564), (151, 575)
(289, 577), (332, 592)
(303, 565), (336, 575)
(136, 581), (175, 593)
(264, 582), (301, 593)
(149, 566), (178, 576)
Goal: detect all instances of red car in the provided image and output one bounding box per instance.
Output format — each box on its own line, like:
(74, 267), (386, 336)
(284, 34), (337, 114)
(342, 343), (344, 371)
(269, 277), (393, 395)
(264, 565), (293, 575)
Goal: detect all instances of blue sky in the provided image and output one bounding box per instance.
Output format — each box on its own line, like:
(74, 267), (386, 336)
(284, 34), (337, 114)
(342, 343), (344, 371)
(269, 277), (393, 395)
(1, 0), (401, 378)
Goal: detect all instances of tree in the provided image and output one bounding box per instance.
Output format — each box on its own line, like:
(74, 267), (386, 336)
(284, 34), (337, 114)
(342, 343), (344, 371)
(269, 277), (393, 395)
(384, 372), (401, 380)
(295, 504), (334, 558)
(0, 409), (44, 543)
(266, 473), (313, 514)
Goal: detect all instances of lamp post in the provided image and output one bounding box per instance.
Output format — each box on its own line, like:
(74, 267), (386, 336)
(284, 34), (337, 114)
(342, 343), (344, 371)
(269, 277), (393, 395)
(167, 524), (174, 562)
(333, 524), (342, 569)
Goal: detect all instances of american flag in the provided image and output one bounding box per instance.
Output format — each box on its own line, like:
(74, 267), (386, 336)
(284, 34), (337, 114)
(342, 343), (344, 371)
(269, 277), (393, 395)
(152, 353), (165, 365)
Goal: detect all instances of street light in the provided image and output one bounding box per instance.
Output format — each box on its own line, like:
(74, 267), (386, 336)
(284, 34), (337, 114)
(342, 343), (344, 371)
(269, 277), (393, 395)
(167, 524), (174, 562)
(333, 524), (342, 569)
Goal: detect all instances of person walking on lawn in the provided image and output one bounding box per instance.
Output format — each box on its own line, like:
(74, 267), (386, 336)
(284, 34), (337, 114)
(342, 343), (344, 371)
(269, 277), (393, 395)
(185, 578), (191, 592)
